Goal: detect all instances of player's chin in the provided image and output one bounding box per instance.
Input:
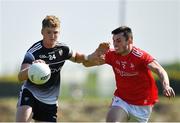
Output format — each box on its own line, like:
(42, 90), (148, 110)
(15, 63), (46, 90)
(49, 40), (57, 45)
(114, 49), (121, 54)
(50, 39), (56, 42)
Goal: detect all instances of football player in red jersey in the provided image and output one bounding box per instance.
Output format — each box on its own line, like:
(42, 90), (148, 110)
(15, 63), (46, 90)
(83, 26), (175, 122)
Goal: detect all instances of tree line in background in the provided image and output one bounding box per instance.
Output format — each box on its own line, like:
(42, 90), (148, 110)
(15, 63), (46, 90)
(0, 62), (180, 98)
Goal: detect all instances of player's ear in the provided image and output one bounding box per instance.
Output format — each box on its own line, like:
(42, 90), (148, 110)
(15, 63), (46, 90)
(128, 37), (133, 44)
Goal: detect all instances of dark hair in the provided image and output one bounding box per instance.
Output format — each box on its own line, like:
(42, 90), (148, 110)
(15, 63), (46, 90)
(42, 15), (60, 29)
(111, 26), (133, 41)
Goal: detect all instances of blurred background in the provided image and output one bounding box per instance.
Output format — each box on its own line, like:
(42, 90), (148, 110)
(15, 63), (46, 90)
(0, 0), (180, 121)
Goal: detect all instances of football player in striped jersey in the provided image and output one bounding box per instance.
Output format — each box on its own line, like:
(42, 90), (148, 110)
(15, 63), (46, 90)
(16, 15), (97, 122)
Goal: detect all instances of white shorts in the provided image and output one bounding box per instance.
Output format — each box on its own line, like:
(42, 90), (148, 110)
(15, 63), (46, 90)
(111, 96), (152, 122)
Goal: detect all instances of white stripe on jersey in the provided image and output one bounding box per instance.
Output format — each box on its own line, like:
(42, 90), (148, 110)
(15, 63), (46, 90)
(132, 48), (143, 57)
(48, 60), (66, 65)
(28, 42), (42, 53)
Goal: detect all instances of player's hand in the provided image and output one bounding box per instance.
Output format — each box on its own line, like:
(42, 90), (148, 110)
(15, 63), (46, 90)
(163, 86), (175, 98)
(88, 42), (110, 61)
(86, 51), (105, 65)
(83, 42), (110, 66)
(95, 42), (110, 56)
(88, 52), (101, 63)
(93, 42), (110, 64)
(33, 59), (46, 64)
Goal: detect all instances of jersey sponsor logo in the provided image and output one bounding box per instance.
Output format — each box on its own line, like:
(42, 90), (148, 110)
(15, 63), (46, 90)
(114, 67), (138, 77)
(132, 48), (143, 57)
(39, 54), (56, 60)
(51, 67), (62, 73)
(39, 55), (47, 59)
(114, 54), (136, 73)
(116, 60), (135, 70)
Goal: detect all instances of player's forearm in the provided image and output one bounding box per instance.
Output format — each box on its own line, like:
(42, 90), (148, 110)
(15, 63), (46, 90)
(82, 52), (105, 67)
(148, 60), (170, 88)
(148, 61), (175, 97)
(70, 52), (101, 67)
(18, 63), (31, 81)
(18, 67), (29, 81)
(82, 60), (99, 67)
(152, 63), (170, 88)
(72, 42), (109, 66)
(156, 68), (170, 89)
(69, 52), (87, 63)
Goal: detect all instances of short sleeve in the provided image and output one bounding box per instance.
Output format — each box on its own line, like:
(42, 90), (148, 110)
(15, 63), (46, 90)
(141, 51), (155, 66)
(22, 52), (35, 64)
(62, 45), (73, 60)
(67, 49), (73, 59)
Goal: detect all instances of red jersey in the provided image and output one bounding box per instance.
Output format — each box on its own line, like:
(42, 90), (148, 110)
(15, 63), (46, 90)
(105, 46), (158, 105)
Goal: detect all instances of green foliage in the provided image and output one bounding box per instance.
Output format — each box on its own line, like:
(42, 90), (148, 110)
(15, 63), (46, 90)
(167, 70), (180, 80)
(0, 97), (180, 122)
(163, 62), (180, 71)
(0, 73), (18, 83)
(163, 62), (180, 80)
(83, 70), (98, 97)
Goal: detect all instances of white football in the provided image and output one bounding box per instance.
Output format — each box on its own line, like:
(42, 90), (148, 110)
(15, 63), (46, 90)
(28, 62), (51, 85)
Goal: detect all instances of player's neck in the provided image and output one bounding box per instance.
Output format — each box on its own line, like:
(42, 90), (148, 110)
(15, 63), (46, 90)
(42, 40), (56, 48)
(121, 45), (133, 56)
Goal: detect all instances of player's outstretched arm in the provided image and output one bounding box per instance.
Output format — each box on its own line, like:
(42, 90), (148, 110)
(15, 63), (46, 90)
(69, 42), (110, 67)
(83, 42), (110, 67)
(82, 51), (105, 67)
(148, 60), (175, 98)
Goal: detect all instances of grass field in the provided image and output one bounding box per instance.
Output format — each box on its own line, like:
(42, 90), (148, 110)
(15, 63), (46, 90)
(0, 97), (180, 122)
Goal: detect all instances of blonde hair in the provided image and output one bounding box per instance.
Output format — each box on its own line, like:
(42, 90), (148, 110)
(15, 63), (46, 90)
(42, 15), (60, 28)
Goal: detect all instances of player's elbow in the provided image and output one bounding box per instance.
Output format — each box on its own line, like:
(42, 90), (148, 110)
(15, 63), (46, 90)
(18, 72), (24, 81)
(18, 70), (28, 82)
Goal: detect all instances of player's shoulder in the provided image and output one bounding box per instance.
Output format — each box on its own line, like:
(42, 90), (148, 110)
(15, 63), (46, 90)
(131, 46), (147, 58)
(55, 42), (72, 54)
(27, 40), (43, 53)
(105, 49), (117, 57)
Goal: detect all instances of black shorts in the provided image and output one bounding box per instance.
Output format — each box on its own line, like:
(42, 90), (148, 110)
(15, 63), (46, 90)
(17, 88), (57, 122)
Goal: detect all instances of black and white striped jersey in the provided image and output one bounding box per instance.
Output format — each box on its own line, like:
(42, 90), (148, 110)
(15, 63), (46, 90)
(21, 40), (73, 104)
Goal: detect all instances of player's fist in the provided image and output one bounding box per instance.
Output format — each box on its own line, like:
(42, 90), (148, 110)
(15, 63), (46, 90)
(96, 42), (110, 55)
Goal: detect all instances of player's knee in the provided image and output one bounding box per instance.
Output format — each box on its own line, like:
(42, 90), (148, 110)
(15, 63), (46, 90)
(106, 107), (128, 122)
